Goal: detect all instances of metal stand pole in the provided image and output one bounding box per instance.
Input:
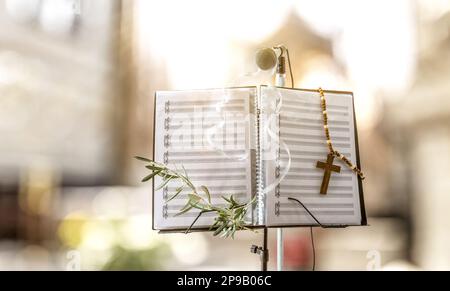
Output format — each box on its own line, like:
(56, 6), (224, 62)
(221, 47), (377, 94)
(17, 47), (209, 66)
(262, 228), (269, 271)
(252, 46), (288, 272)
(250, 227), (269, 271)
(276, 228), (283, 271)
(275, 51), (286, 272)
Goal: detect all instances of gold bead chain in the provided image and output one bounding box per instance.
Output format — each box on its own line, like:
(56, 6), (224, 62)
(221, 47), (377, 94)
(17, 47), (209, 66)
(318, 88), (365, 180)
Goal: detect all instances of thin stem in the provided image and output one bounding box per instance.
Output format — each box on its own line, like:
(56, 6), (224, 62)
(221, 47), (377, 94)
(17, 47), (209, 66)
(185, 210), (214, 234)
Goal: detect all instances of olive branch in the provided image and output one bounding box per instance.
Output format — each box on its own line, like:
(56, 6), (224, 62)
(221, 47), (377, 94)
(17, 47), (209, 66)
(136, 156), (256, 238)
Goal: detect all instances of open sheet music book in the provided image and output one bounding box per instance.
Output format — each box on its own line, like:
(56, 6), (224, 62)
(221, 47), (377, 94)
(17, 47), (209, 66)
(153, 86), (367, 231)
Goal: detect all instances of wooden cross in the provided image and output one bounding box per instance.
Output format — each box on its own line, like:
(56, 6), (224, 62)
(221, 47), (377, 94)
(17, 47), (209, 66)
(316, 154), (341, 195)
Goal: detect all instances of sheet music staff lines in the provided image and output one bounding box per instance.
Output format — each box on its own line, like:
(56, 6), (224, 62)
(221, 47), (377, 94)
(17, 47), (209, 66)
(263, 87), (364, 227)
(153, 87), (366, 230)
(154, 88), (255, 228)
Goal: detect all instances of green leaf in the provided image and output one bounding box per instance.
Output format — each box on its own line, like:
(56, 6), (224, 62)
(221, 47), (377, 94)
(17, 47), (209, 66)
(200, 186), (211, 203)
(141, 170), (161, 182)
(187, 194), (209, 211)
(210, 219), (220, 229)
(221, 226), (232, 238)
(175, 203), (194, 216)
(166, 186), (184, 203)
(182, 165), (189, 180)
(230, 195), (238, 207)
(234, 208), (243, 219)
(135, 156), (152, 163)
(188, 194), (202, 203)
(213, 223), (227, 236)
(189, 201), (208, 211)
(145, 165), (162, 171)
(222, 196), (232, 203)
(160, 169), (179, 179)
(155, 177), (173, 191)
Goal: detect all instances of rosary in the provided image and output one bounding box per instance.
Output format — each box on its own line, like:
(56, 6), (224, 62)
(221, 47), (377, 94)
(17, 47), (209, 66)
(315, 88), (365, 195)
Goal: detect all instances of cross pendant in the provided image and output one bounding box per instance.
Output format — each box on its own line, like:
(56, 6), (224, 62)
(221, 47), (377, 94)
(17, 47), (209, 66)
(316, 154), (341, 195)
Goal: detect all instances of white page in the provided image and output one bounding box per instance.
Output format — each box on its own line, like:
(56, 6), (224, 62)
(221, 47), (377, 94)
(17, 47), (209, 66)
(262, 87), (364, 227)
(153, 88), (257, 230)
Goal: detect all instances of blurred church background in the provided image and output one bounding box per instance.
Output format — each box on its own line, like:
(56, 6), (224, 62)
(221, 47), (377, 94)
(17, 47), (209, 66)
(0, 0), (449, 270)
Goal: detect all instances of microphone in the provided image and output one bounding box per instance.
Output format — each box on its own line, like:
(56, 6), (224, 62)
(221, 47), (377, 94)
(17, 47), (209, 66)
(256, 46), (287, 86)
(255, 47), (277, 71)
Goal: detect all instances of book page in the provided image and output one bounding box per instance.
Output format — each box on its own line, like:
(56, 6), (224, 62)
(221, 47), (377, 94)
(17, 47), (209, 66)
(262, 87), (364, 227)
(153, 88), (257, 230)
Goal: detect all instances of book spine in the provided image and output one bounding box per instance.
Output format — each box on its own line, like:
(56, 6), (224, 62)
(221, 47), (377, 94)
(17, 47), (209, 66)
(275, 95), (281, 214)
(255, 88), (264, 225)
(163, 101), (171, 220)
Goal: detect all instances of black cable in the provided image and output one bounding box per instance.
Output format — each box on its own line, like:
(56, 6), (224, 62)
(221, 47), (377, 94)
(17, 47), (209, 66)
(288, 197), (322, 271)
(287, 197), (324, 228)
(285, 47), (295, 88)
(310, 227), (316, 271)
